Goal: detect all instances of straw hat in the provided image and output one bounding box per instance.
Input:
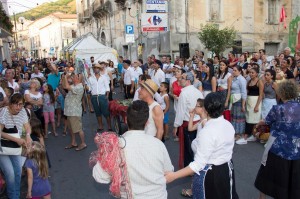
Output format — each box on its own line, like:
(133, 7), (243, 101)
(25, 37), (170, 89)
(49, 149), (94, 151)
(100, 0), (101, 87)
(92, 64), (102, 68)
(140, 79), (158, 96)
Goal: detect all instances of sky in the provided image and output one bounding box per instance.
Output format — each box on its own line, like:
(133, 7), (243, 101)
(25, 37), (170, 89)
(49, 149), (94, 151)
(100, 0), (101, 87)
(2, 0), (57, 15)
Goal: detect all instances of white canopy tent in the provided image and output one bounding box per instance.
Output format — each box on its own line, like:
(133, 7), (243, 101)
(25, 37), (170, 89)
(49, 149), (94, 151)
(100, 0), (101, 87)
(68, 33), (118, 66)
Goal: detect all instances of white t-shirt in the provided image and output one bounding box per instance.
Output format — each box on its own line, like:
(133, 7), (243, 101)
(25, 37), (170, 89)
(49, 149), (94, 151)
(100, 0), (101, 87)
(8, 81), (19, 93)
(31, 72), (44, 79)
(0, 87), (7, 98)
(163, 63), (174, 79)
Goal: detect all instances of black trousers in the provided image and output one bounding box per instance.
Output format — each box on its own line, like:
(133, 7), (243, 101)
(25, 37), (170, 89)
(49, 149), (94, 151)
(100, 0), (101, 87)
(183, 126), (197, 167)
(124, 84), (134, 99)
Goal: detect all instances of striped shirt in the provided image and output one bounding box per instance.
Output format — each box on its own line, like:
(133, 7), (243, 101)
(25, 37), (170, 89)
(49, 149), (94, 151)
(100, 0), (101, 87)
(0, 107), (28, 136)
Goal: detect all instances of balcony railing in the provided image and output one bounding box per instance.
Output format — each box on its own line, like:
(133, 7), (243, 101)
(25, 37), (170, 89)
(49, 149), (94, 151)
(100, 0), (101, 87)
(84, 8), (91, 19)
(78, 13), (85, 23)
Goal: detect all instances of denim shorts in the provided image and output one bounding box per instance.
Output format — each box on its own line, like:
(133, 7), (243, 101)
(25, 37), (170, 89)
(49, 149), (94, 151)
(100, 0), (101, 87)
(91, 95), (110, 117)
(163, 111), (169, 124)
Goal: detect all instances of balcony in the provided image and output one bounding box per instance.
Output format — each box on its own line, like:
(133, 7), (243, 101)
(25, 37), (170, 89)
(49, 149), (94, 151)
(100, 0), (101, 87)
(78, 13), (85, 23)
(84, 8), (91, 20)
(92, 1), (111, 19)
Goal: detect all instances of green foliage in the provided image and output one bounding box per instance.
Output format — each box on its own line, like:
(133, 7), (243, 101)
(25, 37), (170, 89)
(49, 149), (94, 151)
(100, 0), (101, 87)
(13, 0), (76, 21)
(0, 3), (13, 33)
(198, 24), (236, 56)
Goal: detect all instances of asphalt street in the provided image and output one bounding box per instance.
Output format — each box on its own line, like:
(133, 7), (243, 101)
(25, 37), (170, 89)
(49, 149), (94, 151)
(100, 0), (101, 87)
(1, 88), (272, 199)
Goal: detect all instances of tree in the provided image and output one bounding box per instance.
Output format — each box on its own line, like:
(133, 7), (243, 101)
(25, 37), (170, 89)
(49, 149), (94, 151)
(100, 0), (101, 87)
(198, 24), (236, 57)
(0, 3), (13, 33)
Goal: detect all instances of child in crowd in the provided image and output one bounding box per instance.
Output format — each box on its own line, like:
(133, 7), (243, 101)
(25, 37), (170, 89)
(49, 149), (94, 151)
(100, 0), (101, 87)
(133, 74), (151, 101)
(42, 84), (57, 137)
(182, 98), (207, 198)
(25, 141), (51, 199)
(4, 87), (14, 99)
(55, 77), (68, 136)
(275, 66), (285, 84)
(159, 82), (170, 140)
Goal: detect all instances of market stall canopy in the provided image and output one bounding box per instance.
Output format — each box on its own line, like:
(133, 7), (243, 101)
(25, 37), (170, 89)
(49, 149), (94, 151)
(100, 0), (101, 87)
(66, 33), (118, 65)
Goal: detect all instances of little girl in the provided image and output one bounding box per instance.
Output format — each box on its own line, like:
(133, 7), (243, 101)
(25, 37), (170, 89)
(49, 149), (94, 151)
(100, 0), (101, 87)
(182, 98), (207, 198)
(159, 82), (170, 140)
(25, 141), (51, 199)
(42, 84), (57, 137)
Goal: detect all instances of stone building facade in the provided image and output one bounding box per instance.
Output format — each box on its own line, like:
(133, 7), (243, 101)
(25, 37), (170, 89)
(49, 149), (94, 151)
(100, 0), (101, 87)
(76, 0), (294, 60)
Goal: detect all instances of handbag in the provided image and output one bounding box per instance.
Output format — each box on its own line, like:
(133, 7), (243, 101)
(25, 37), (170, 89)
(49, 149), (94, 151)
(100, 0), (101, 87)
(0, 126), (22, 156)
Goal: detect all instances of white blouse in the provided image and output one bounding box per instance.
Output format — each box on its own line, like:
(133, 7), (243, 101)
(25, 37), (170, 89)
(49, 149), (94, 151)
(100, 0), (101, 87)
(217, 72), (231, 89)
(189, 116), (235, 174)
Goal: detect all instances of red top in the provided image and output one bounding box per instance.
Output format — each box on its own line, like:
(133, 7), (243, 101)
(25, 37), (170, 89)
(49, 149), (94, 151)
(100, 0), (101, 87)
(172, 80), (182, 97)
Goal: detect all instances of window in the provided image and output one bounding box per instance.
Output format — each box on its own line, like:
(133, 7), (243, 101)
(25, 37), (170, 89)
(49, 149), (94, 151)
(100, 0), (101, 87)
(209, 0), (221, 21)
(268, 0), (279, 24)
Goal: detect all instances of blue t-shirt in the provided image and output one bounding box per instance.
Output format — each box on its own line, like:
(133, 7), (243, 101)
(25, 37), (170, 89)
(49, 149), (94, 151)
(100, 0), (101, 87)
(24, 159), (51, 197)
(47, 72), (62, 91)
(266, 101), (300, 160)
(117, 63), (123, 74)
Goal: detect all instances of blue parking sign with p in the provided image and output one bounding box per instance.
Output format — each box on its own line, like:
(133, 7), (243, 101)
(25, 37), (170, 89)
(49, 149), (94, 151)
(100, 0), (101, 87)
(126, 25), (134, 34)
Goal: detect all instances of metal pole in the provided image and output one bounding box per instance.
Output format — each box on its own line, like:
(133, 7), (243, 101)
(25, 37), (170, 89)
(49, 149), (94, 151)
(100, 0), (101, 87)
(13, 12), (19, 59)
(109, 13), (113, 47)
(169, 0), (172, 59)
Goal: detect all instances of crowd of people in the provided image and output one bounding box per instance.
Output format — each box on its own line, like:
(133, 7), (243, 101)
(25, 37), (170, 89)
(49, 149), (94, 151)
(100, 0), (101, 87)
(0, 46), (299, 199)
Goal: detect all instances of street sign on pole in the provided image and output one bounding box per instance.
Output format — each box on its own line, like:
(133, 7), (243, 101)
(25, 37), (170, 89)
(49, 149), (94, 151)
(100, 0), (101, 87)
(125, 25), (135, 43)
(141, 13), (168, 32)
(146, 0), (168, 13)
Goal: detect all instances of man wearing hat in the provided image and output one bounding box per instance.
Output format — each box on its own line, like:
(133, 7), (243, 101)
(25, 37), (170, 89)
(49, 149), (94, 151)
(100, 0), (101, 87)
(139, 79), (164, 140)
(88, 63), (112, 132)
(173, 72), (204, 168)
(150, 60), (165, 87)
(122, 60), (135, 99)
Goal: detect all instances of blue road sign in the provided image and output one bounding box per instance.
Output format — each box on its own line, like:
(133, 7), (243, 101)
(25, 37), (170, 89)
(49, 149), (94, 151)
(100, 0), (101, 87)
(125, 25), (134, 34)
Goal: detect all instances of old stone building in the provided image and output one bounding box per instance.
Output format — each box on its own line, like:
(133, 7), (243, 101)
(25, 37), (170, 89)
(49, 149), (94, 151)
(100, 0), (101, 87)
(76, 0), (295, 60)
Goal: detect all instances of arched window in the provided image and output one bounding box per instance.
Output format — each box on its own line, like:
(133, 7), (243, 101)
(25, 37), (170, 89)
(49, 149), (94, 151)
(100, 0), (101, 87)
(101, 32), (106, 45)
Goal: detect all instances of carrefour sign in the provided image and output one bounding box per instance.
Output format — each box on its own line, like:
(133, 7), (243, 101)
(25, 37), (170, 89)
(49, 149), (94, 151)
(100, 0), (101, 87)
(146, 0), (168, 13)
(141, 13), (168, 32)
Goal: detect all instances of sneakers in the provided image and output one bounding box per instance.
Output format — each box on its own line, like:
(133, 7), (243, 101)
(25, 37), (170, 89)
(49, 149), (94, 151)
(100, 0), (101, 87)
(246, 135), (257, 142)
(235, 138), (247, 145)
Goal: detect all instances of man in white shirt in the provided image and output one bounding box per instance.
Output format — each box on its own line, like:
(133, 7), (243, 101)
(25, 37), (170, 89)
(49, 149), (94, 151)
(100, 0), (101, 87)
(93, 100), (174, 199)
(131, 60), (143, 90)
(5, 69), (19, 93)
(30, 66), (45, 80)
(88, 64), (112, 132)
(122, 60), (134, 99)
(151, 60), (165, 87)
(173, 71), (204, 168)
(162, 55), (174, 84)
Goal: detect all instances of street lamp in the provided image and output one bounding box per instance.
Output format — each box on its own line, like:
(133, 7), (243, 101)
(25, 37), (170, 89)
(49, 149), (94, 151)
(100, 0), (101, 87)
(18, 17), (25, 30)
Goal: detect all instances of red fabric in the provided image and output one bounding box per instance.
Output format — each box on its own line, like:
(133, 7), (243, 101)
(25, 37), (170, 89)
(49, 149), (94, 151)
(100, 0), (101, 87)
(279, 6), (287, 29)
(109, 100), (128, 123)
(223, 110), (231, 122)
(90, 132), (133, 198)
(172, 81), (182, 97)
(178, 120), (199, 169)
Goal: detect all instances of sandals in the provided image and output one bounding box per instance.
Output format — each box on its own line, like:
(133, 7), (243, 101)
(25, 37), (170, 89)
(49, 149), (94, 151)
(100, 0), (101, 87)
(65, 144), (78, 149)
(75, 145), (87, 151)
(62, 132), (67, 136)
(181, 189), (193, 198)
